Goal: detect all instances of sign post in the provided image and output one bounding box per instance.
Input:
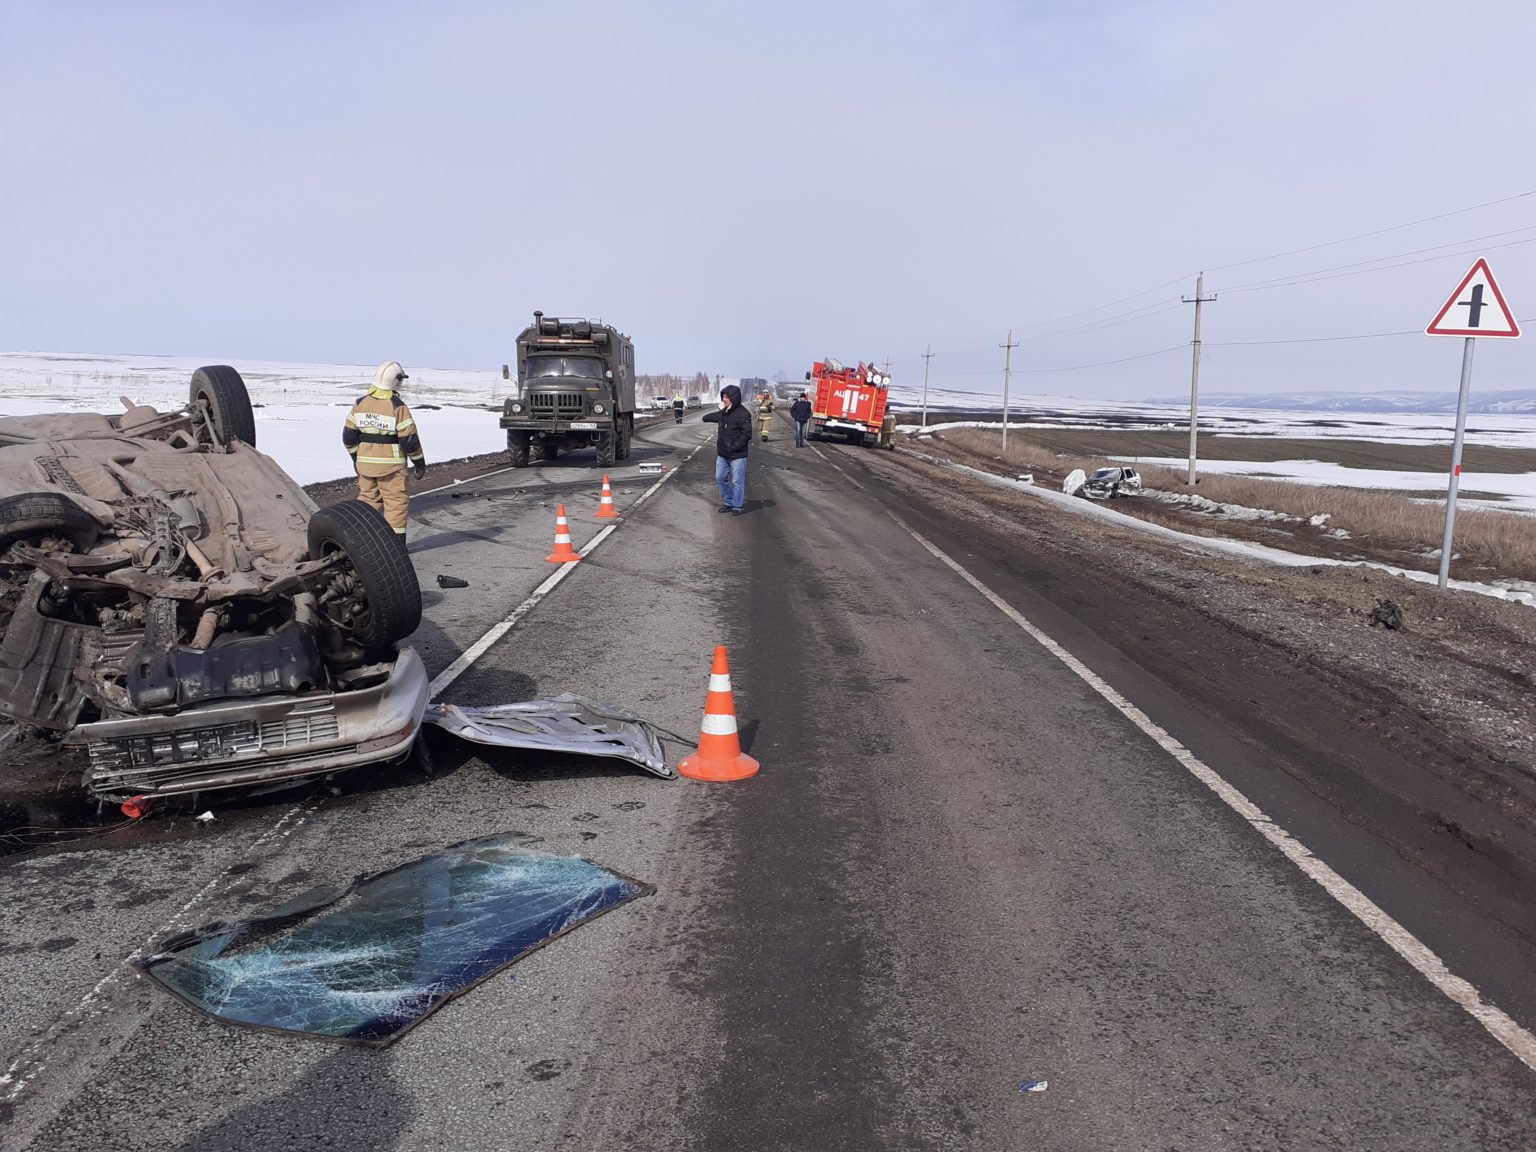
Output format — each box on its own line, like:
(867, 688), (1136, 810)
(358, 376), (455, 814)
(1425, 258), (1520, 588)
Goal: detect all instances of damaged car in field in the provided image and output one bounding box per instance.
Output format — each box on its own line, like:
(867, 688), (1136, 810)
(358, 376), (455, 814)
(0, 366), (427, 803)
(1064, 466), (1142, 500)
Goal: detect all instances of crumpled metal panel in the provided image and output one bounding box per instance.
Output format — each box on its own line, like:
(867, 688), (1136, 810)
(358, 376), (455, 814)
(423, 695), (674, 778)
(136, 837), (653, 1045)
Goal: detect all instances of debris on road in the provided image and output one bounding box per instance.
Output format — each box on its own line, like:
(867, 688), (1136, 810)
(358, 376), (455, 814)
(637, 462), (664, 475)
(194, 810), (215, 824)
(424, 695), (674, 778)
(1368, 598), (1405, 630)
(136, 835), (653, 1044)
(1018, 1080), (1049, 1093)
(436, 574), (470, 588)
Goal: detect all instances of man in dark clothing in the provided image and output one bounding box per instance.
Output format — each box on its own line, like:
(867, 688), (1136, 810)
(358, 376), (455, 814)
(790, 392), (813, 447)
(701, 384), (753, 514)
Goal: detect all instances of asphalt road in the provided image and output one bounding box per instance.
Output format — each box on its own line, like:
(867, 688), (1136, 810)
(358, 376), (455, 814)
(2, 410), (1533, 1150)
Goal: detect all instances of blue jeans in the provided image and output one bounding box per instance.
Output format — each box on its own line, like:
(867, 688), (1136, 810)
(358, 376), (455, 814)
(715, 455), (747, 510)
(795, 420), (807, 446)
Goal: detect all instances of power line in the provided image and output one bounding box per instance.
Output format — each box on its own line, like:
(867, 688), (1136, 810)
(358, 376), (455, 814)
(1221, 234), (1536, 295)
(1216, 224), (1536, 292)
(944, 344), (1187, 375)
(1207, 316), (1536, 347)
(931, 188), (1536, 351)
(1202, 188), (1536, 274)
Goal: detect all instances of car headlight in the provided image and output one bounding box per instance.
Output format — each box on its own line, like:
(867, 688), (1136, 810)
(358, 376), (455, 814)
(592, 403), (606, 415)
(510, 402), (523, 413)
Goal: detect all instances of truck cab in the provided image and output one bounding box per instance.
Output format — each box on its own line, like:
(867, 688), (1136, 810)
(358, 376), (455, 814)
(500, 312), (637, 468)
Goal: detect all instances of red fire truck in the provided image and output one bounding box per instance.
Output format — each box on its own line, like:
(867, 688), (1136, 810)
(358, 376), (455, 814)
(806, 358), (896, 448)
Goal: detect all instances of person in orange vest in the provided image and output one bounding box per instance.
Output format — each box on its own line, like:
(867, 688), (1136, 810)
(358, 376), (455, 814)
(343, 361), (427, 538)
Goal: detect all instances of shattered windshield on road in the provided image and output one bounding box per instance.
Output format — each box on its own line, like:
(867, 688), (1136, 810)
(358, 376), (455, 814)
(136, 836), (652, 1045)
(524, 356), (606, 382)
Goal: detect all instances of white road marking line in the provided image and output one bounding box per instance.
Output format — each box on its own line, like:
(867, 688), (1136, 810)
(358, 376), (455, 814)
(427, 443), (703, 698)
(893, 513), (1536, 1073)
(0, 804), (312, 1104)
(413, 463), (518, 498)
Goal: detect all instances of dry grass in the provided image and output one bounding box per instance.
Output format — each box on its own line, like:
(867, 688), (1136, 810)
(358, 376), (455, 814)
(936, 427), (1536, 581)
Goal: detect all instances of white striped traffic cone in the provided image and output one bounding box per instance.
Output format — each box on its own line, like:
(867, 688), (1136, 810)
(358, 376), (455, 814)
(544, 503), (581, 563)
(677, 645), (760, 781)
(595, 474), (618, 520)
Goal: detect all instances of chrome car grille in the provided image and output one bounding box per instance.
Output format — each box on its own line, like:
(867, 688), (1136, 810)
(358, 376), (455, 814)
(86, 710), (343, 788)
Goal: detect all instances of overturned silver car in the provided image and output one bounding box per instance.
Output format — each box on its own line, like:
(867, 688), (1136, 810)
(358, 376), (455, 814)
(0, 367), (427, 802)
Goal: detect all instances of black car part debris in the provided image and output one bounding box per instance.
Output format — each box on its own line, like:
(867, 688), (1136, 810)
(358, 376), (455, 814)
(423, 695), (674, 778)
(1367, 599), (1404, 630)
(435, 574), (469, 588)
(136, 836), (652, 1045)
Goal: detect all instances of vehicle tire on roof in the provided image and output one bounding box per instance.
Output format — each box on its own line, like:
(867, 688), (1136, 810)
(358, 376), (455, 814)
(0, 492), (99, 552)
(190, 365), (257, 448)
(307, 500), (422, 650)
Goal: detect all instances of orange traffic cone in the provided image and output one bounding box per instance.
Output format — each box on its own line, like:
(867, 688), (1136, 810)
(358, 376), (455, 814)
(544, 503), (582, 563)
(595, 474), (618, 520)
(677, 646), (760, 781)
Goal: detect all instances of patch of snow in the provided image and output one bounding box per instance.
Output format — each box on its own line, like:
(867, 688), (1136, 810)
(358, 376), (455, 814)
(0, 352), (515, 485)
(1117, 455), (1536, 514)
(901, 448), (1533, 609)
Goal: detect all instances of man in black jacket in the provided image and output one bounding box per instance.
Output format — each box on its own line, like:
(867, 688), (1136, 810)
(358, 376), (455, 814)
(702, 384), (753, 514)
(790, 392), (813, 447)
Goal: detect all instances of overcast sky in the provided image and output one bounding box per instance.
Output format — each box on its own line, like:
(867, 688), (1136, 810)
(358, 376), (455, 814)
(3, 0), (1534, 400)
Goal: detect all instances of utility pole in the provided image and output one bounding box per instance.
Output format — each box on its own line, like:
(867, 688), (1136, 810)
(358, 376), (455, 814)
(999, 330), (1017, 453)
(1183, 272), (1217, 484)
(920, 344), (933, 429)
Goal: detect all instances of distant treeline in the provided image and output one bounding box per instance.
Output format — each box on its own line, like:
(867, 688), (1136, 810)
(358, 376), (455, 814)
(638, 373), (714, 398)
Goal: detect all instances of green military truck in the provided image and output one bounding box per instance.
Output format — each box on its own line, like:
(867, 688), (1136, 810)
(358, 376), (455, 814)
(500, 312), (637, 469)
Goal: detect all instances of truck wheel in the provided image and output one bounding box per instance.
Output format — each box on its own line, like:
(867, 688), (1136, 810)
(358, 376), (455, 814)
(617, 417), (632, 460)
(0, 492), (99, 553)
(596, 427), (616, 468)
(190, 365), (257, 448)
(849, 430), (866, 447)
(539, 441), (559, 462)
(307, 500), (422, 650)
(507, 431), (530, 469)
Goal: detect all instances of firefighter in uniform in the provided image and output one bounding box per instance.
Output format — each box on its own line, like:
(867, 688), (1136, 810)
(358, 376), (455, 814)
(343, 361), (427, 538)
(673, 393), (686, 423)
(757, 391), (774, 441)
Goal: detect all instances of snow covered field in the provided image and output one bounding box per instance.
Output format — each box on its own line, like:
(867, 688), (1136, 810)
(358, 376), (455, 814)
(1116, 456), (1536, 512)
(892, 387), (1536, 449)
(0, 352), (509, 484)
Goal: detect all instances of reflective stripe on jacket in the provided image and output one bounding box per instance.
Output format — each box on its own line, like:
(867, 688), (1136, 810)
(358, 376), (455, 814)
(343, 388), (425, 476)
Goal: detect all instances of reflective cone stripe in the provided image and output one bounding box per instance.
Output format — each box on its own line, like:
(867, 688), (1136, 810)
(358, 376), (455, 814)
(544, 503), (582, 563)
(595, 474), (618, 519)
(678, 645), (760, 781)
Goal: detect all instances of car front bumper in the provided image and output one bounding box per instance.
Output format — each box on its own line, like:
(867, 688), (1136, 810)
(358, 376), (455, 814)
(71, 647), (430, 800)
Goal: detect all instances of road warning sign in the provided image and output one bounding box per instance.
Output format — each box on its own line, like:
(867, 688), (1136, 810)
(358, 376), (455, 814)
(1426, 258), (1520, 337)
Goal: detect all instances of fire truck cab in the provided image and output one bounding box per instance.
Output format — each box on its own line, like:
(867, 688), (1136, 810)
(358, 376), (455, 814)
(806, 359), (896, 448)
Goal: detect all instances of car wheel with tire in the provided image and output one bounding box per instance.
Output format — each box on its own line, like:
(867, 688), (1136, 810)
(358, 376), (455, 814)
(507, 431), (530, 469)
(596, 426), (616, 468)
(307, 500), (422, 650)
(190, 365), (257, 448)
(616, 417), (631, 460)
(0, 492), (99, 553)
